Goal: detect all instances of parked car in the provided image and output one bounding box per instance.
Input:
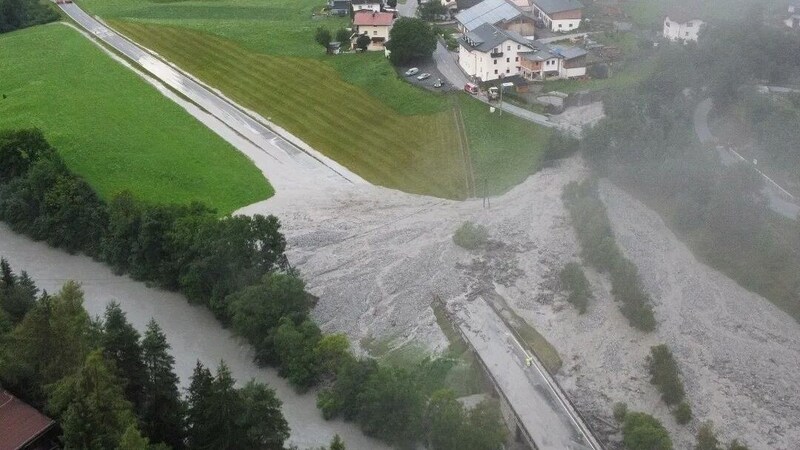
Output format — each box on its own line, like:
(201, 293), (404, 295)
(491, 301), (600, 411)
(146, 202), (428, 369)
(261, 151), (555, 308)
(404, 67), (419, 76)
(464, 82), (479, 94)
(417, 73), (431, 80)
(433, 78), (443, 88)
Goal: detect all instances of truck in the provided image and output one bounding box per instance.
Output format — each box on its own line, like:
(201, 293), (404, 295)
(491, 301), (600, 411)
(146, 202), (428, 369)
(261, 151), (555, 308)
(488, 82), (514, 101)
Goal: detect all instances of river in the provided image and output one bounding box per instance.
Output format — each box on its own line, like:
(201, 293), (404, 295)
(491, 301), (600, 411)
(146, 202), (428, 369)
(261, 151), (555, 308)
(0, 223), (388, 450)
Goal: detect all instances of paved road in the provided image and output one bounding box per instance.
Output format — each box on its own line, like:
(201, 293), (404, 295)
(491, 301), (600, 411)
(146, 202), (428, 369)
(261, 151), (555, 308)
(58, 3), (367, 193)
(433, 41), (469, 89)
(453, 298), (601, 450)
(694, 98), (799, 220)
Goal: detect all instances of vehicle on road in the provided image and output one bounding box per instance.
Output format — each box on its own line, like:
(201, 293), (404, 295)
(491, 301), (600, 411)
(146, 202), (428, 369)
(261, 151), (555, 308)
(433, 78), (443, 88)
(417, 73), (431, 80)
(464, 82), (479, 94)
(488, 86), (499, 100)
(404, 67), (419, 76)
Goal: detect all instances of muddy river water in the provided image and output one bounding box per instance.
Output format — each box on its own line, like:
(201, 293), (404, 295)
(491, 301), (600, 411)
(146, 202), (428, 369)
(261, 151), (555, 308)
(0, 223), (387, 450)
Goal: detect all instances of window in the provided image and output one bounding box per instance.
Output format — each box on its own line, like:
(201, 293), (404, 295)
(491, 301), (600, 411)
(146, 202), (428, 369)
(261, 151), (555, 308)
(494, 59), (497, 65)
(517, 44), (521, 50)
(506, 68), (510, 73)
(506, 57), (510, 63)
(558, 23), (562, 28)
(494, 69), (498, 74)
(373, 30), (377, 35)
(569, 23), (573, 27)
(507, 45), (511, 50)
(515, 56), (519, 62)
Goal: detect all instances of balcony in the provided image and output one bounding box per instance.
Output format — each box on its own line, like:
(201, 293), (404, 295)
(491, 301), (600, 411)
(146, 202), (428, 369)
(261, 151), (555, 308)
(490, 51), (504, 58)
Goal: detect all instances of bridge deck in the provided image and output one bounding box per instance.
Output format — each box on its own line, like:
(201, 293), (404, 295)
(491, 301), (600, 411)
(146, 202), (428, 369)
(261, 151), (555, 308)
(452, 298), (602, 450)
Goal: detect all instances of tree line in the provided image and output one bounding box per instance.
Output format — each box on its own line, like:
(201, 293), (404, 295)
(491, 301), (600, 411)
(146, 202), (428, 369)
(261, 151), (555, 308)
(0, 0), (58, 34)
(561, 179), (656, 331)
(0, 128), (508, 449)
(0, 260), (291, 449)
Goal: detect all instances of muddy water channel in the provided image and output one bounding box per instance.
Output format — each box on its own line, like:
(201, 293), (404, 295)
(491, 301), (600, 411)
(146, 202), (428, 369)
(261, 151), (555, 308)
(0, 223), (387, 450)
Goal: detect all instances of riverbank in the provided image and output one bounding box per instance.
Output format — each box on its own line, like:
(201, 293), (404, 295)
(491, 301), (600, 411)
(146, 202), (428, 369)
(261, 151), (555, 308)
(0, 223), (387, 450)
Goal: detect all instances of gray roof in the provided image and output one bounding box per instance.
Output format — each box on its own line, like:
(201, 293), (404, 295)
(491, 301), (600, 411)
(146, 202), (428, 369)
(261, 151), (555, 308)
(519, 40), (586, 61)
(531, 0), (583, 15)
(462, 22), (533, 52)
(457, 0), (484, 11)
(455, 0), (525, 31)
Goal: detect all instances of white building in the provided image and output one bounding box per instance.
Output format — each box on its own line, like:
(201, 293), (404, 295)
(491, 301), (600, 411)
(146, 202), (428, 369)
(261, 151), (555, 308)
(459, 23), (534, 81)
(518, 42), (587, 80)
(531, 0), (583, 32)
(352, 11), (394, 50)
(663, 13), (705, 42)
(351, 0), (382, 13)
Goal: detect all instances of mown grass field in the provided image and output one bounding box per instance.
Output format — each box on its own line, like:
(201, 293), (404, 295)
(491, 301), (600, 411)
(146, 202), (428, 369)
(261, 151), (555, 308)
(113, 22), (469, 198)
(0, 24), (271, 215)
(458, 95), (551, 196)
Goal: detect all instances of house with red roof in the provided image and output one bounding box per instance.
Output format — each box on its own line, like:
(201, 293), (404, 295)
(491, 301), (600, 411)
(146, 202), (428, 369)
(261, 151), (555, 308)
(352, 10), (395, 50)
(0, 390), (58, 450)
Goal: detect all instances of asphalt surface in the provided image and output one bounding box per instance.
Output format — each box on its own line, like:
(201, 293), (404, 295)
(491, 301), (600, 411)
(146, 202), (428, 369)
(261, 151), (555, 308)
(58, 3), (367, 193)
(694, 98), (799, 219)
(454, 298), (601, 450)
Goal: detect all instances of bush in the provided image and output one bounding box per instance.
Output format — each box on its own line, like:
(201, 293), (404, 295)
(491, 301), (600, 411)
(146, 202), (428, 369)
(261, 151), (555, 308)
(559, 262), (591, 313)
(452, 222), (488, 250)
(622, 412), (673, 450)
(674, 401), (692, 424)
(647, 344), (686, 406)
(544, 132), (580, 161)
(612, 402), (628, 422)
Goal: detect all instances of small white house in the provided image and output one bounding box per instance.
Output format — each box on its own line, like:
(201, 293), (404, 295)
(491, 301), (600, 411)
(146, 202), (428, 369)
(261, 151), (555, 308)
(351, 0), (382, 13)
(663, 14), (705, 42)
(458, 23), (534, 82)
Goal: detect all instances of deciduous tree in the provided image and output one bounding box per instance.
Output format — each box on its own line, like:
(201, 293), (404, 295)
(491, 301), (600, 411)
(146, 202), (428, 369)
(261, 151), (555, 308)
(386, 18), (436, 65)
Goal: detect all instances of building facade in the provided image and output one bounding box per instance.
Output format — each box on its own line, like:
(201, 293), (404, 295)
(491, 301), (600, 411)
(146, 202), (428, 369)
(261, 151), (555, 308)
(352, 11), (394, 50)
(459, 23), (533, 81)
(663, 15), (705, 42)
(531, 0), (583, 32)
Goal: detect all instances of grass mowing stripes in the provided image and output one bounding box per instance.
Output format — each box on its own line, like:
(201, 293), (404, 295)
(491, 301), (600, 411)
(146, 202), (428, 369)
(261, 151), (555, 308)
(114, 21), (468, 199)
(0, 24), (272, 215)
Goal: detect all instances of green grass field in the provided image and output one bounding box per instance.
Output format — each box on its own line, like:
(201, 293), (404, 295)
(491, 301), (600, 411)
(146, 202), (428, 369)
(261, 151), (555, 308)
(458, 95), (550, 196)
(113, 22), (469, 199)
(0, 24), (271, 215)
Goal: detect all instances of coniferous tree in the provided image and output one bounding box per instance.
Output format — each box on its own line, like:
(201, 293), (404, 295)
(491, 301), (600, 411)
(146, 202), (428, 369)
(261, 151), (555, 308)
(238, 380), (289, 450)
(47, 350), (138, 450)
(103, 302), (147, 412)
(186, 361), (215, 449)
(141, 319), (185, 449)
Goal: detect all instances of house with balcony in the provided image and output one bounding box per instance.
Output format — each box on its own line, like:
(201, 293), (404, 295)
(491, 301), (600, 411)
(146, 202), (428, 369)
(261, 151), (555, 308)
(530, 0), (583, 32)
(458, 22), (534, 81)
(352, 10), (395, 50)
(455, 0), (537, 37)
(518, 41), (586, 80)
(663, 10), (705, 42)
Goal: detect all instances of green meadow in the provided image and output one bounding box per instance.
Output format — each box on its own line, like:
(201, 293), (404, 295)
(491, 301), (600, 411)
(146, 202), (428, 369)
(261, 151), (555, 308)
(0, 24), (272, 214)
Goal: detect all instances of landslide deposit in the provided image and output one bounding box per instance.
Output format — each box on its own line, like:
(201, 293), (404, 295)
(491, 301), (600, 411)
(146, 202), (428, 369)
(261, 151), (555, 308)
(239, 158), (800, 449)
